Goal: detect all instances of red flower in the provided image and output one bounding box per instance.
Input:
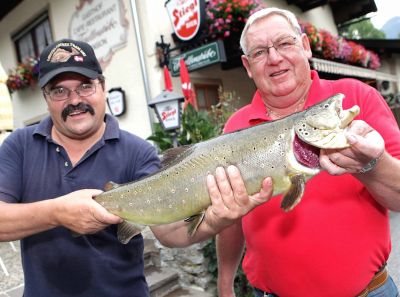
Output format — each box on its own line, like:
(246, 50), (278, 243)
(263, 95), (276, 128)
(299, 20), (380, 70)
(6, 57), (39, 93)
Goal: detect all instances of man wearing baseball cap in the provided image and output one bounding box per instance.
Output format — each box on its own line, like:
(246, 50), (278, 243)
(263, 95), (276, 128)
(0, 39), (272, 296)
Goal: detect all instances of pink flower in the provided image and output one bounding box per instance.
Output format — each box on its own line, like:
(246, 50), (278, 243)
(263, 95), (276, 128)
(6, 57), (39, 93)
(205, 0), (265, 40)
(299, 19), (380, 69)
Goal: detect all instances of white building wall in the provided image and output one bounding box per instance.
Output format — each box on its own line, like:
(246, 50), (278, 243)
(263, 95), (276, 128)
(0, 0), (155, 139)
(1, 0), (396, 135)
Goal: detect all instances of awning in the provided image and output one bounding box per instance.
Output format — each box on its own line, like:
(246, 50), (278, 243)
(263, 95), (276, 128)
(0, 62), (14, 131)
(310, 58), (399, 82)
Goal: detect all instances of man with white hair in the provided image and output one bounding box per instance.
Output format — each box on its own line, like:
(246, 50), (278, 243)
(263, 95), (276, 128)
(216, 7), (400, 297)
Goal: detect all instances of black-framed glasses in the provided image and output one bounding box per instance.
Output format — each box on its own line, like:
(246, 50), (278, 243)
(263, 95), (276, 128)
(43, 81), (101, 101)
(247, 35), (298, 63)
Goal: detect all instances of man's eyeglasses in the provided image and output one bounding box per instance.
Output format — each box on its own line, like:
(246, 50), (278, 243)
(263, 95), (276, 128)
(246, 35), (298, 63)
(43, 81), (101, 101)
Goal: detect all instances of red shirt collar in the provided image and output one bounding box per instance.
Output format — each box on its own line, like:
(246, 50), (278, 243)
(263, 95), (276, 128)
(248, 70), (323, 124)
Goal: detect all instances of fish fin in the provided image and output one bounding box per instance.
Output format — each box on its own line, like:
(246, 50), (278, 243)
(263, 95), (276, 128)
(117, 220), (145, 244)
(280, 174), (306, 212)
(161, 145), (194, 167)
(104, 181), (121, 191)
(186, 212), (206, 237)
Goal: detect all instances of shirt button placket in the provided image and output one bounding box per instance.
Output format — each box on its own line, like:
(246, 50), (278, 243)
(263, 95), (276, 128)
(55, 146), (70, 169)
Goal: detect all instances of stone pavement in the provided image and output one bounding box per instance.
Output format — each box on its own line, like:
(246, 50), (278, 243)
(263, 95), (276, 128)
(388, 211), (400, 286)
(0, 242), (23, 297)
(1, 212), (400, 296)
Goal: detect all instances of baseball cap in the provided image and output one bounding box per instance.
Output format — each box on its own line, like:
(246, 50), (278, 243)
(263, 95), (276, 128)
(38, 38), (102, 87)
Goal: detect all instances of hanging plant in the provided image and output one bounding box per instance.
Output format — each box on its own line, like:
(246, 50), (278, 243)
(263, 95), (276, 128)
(299, 20), (381, 70)
(6, 57), (39, 93)
(206, 0), (265, 40)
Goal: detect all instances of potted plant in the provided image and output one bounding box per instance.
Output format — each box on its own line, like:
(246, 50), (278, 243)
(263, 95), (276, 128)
(206, 0), (265, 40)
(6, 57), (39, 93)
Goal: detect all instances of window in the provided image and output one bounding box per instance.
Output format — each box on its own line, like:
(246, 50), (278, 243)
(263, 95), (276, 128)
(194, 83), (220, 110)
(12, 13), (53, 62)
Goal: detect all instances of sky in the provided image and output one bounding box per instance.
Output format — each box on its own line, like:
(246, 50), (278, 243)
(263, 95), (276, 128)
(370, 0), (399, 29)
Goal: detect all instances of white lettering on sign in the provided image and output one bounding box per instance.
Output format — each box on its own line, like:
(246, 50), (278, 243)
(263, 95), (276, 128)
(69, 0), (129, 69)
(171, 46), (218, 73)
(166, 0), (202, 41)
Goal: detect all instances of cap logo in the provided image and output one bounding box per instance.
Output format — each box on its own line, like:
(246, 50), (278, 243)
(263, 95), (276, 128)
(46, 42), (87, 63)
(74, 56), (84, 62)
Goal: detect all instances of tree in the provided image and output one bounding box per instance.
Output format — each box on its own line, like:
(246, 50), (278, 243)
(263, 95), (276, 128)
(340, 19), (386, 39)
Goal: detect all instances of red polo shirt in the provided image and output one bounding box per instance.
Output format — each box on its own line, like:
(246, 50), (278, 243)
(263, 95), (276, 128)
(224, 71), (400, 297)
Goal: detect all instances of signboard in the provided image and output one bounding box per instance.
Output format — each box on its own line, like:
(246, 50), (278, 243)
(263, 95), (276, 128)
(69, 0), (129, 69)
(169, 41), (226, 76)
(155, 100), (180, 131)
(107, 88), (126, 117)
(165, 0), (205, 41)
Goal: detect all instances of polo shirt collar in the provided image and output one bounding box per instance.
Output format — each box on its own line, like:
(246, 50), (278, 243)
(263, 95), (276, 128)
(33, 114), (120, 141)
(248, 90), (269, 124)
(305, 70), (327, 107)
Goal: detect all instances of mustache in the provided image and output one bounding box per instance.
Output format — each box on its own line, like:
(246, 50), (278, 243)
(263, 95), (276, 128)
(61, 103), (95, 121)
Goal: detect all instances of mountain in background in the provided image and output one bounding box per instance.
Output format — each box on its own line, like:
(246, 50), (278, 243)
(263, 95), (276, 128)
(381, 16), (400, 39)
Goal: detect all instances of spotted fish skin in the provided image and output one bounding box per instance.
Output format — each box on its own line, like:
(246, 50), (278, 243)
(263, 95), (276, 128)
(94, 93), (359, 241)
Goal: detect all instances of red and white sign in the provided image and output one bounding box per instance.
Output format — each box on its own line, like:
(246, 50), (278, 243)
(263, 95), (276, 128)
(156, 100), (180, 130)
(165, 0), (204, 41)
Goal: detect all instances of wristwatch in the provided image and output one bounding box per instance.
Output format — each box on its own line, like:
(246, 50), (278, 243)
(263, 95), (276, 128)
(359, 157), (379, 173)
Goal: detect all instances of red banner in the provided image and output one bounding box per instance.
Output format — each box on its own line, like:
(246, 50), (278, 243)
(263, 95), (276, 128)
(163, 65), (173, 91)
(180, 58), (198, 110)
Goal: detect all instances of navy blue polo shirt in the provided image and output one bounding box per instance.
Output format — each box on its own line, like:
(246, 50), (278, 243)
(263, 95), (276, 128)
(0, 114), (161, 297)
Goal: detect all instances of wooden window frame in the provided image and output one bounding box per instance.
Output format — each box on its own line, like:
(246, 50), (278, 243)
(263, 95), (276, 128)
(11, 12), (53, 62)
(194, 83), (221, 111)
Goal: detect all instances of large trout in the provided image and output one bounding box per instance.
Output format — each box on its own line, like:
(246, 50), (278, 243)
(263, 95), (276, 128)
(95, 93), (360, 243)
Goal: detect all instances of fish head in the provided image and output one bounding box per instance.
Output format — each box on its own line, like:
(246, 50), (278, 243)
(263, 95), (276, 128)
(294, 93), (360, 149)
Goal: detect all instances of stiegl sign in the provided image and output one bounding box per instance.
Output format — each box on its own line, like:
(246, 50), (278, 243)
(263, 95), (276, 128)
(165, 0), (205, 41)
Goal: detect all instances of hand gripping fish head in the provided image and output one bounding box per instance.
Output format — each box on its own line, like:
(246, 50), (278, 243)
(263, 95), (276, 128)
(294, 93), (360, 149)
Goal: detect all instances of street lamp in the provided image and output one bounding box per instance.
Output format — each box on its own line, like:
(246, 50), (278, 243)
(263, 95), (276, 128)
(148, 90), (184, 147)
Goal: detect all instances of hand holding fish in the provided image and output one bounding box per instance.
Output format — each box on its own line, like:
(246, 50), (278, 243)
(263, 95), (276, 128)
(204, 166), (273, 234)
(319, 120), (385, 175)
(152, 166), (273, 247)
(54, 189), (123, 234)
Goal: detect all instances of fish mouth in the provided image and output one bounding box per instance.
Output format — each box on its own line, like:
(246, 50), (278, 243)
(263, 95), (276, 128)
(293, 134), (320, 168)
(292, 93), (360, 169)
(294, 93), (360, 149)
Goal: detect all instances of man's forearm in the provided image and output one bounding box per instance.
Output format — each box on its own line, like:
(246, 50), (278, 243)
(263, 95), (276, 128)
(356, 151), (400, 211)
(151, 216), (224, 248)
(0, 200), (58, 241)
(217, 222), (245, 297)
